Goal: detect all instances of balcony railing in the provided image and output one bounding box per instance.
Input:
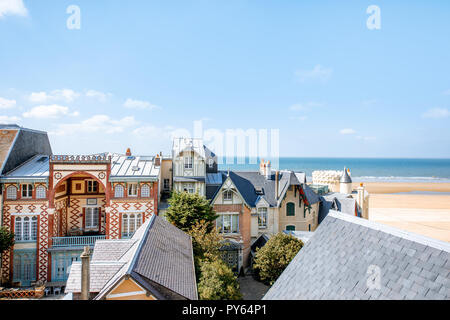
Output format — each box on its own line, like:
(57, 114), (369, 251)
(51, 235), (106, 248)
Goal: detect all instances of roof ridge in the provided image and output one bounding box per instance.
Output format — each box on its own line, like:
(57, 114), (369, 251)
(328, 210), (450, 252)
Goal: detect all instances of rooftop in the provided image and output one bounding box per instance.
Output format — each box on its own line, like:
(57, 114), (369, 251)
(264, 210), (450, 300)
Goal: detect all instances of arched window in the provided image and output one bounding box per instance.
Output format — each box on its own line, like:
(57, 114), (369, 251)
(15, 216), (38, 241)
(286, 202), (295, 216)
(7, 186), (17, 200)
(114, 184), (124, 198)
(141, 184), (150, 198)
(286, 225), (296, 231)
(36, 185), (47, 199)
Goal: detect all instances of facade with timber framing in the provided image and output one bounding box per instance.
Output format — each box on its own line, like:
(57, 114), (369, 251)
(0, 126), (161, 287)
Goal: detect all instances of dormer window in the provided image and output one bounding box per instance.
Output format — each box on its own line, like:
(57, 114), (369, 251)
(223, 190), (233, 201)
(258, 207), (267, 228)
(22, 184), (33, 199)
(184, 155), (193, 169)
(208, 158), (214, 169)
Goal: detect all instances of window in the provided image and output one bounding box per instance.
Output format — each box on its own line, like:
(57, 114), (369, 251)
(141, 184), (150, 197)
(223, 190), (233, 201)
(184, 156), (193, 169)
(183, 183), (195, 194)
(309, 224), (311, 231)
(208, 158), (214, 169)
(122, 213), (143, 238)
(87, 180), (98, 193)
(14, 216), (38, 241)
(258, 207), (267, 228)
(216, 214), (239, 234)
(22, 184), (33, 198)
(36, 185), (46, 199)
(286, 225), (296, 231)
(85, 207), (99, 230)
(114, 184), (124, 198)
(128, 183), (138, 197)
(163, 179), (170, 190)
(6, 186), (17, 200)
(286, 202), (295, 216)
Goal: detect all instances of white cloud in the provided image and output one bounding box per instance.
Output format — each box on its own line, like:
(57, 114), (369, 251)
(422, 108), (450, 119)
(51, 115), (139, 136)
(86, 90), (110, 103)
(29, 89), (80, 103)
(340, 128), (356, 135)
(123, 98), (159, 110)
(289, 102), (323, 111)
(23, 105), (79, 119)
(295, 65), (332, 83)
(0, 97), (16, 109)
(0, 115), (21, 123)
(0, 0), (27, 18)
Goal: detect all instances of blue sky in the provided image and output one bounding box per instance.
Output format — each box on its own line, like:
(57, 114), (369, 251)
(0, 0), (449, 158)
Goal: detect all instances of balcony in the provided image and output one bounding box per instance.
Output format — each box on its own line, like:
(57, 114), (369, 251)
(51, 235), (106, 248)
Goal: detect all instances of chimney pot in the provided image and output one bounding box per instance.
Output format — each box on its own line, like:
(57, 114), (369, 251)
(126, 148), (131, 156)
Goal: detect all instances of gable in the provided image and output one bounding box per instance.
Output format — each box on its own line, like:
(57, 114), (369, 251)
(106, 278), (155, 300)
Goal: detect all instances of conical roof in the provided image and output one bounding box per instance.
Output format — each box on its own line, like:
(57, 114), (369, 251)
(340, 167), (352, 183)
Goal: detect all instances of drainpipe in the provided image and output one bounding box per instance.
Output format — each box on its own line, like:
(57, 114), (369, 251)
(80, 246), (91, 300)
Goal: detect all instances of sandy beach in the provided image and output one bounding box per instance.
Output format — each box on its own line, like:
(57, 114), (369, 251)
(355, 182), (450, 242)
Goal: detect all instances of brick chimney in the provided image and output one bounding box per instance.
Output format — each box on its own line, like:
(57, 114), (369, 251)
(154, 154), (161, 166)
(126, 148), (132, 156)
(80, 246), (91, 300)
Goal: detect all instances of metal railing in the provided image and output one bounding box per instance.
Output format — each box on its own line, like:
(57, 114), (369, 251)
(51, 235), (106, 248)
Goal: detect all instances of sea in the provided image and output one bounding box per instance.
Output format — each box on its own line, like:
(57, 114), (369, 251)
(217, 158), (450, 183)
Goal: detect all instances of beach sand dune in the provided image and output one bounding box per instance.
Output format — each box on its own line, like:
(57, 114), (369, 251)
(361, 183), (450, 242)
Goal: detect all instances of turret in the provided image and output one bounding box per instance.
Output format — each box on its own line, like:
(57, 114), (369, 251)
(340, 167), (352, 194)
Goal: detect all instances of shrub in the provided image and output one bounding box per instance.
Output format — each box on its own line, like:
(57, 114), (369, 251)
(0, 227), (15, 255)
(197, 259), (242, 300)
(253, 232), (303, 285)
(166, 191), (218, 232)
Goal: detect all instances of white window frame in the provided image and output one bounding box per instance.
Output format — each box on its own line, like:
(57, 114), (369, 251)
(258, 207), (268, 229)
(85, 207), (99, 230)
(22, 184), (33, 199)
(141, 184), (150, 198)
(208, 158), (214, 169)
(184, 156), (193, 169)
(15, 216), (38, 242)
(183, 183), (195, 194)
(114, 184), (124, 198)
(216, 213), (239, 234)
(35, 185), (47, 199)
(128, 183), (138, 197)
(6, 186), (17, 200)
(121, 213), (143, 238)
(223, 190), (233, 201)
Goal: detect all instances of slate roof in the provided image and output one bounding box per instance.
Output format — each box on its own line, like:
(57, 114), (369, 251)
(66, 215), (197, 300)
(283, 231), (315, 244)
(318, 193), (358, 223)
(264, 210), (450, 300)
(223, 170), (318, 208)
(340, 168), (352, 183)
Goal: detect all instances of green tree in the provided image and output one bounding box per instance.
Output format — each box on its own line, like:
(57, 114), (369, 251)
(253, 232), (303, 285)
(166, 191), (218, 232)
(0, 227), (15, 255)
(197, 259), (242, 300)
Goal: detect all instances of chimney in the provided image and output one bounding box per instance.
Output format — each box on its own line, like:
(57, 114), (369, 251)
(259, 159), (265, 176)
(154, 154), (161, 166)
(126, 148), (132, 156)
(80, 246), (91, 300)
(265, 160), (271, 179)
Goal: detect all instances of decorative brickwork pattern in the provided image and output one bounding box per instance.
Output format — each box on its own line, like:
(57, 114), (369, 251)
(109, 203), (120, 239)
(144, 201), (154, 220)
(69, 198), (81, 230)
(37, 204), (50, 281)
(1, 204), (12, 282)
